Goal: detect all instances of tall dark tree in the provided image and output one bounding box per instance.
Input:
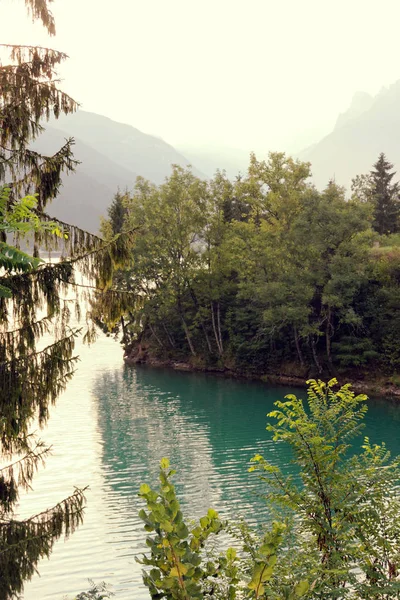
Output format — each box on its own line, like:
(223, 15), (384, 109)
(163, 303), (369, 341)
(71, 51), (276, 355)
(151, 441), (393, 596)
(0, 2), (132, 598)
(370, 153), (400, 235)
(107, 191), (129, 235)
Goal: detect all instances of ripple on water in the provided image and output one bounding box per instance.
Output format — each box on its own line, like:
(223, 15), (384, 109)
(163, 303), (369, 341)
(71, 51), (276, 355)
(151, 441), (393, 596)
(20, 338), (400, 599)
(20, 350), (296, 598)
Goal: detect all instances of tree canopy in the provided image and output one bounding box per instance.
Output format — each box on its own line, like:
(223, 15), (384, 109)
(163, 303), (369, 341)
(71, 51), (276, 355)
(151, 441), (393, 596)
(103, 152), (400, 382)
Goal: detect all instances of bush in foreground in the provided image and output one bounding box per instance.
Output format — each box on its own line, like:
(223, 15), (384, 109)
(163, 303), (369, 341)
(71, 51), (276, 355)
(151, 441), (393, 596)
(138, 379), (400, 599)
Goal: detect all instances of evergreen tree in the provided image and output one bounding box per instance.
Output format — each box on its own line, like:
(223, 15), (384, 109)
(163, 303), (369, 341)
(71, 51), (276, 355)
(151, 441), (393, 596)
(370, 153), (400, 234)
(0, 2), (132, 597)
(107, 191), (129, 235)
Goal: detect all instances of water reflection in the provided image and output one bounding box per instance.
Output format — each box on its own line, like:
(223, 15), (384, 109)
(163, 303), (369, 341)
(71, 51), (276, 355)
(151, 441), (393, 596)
(95, 366), (294, 522)
(95, 368), (222, 515)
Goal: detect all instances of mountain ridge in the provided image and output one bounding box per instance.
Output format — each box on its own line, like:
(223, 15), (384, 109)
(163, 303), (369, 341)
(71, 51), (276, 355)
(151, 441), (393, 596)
(298, 80), (400, 190)
(34, 110), (203, 232)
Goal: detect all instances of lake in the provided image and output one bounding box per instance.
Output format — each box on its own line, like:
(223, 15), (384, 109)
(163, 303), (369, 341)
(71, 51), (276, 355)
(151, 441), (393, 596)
(20, 333), (400, 599)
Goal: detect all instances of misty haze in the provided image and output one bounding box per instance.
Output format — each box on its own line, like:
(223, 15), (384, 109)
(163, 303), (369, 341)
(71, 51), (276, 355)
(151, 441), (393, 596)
(3, 1), (400, 599)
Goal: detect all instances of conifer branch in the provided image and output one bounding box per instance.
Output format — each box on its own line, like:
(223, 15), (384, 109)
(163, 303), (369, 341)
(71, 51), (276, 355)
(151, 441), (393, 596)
(0, 328), (80, 367)
(0, 442), (50, 475)
(39, 213), (104, 244)
(0, 315), (53, 337)
(22, 487), (88, 525)
(0, 44), (68, 58)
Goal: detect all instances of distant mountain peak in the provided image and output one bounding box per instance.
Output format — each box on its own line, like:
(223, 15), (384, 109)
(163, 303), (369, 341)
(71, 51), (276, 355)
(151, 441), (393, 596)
(334, 91), (374, 131)
(298, 76), (400, 191)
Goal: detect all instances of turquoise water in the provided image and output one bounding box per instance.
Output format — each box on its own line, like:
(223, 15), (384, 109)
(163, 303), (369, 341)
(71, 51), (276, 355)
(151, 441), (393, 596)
(20, 334), (400, 599)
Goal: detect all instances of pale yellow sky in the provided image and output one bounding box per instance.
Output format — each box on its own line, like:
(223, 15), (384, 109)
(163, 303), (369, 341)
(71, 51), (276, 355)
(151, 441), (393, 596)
(4, 0), (400, 153)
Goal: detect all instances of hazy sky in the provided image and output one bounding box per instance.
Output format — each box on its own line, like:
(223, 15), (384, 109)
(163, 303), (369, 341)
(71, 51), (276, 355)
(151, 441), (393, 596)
(4, 0), (400, 153)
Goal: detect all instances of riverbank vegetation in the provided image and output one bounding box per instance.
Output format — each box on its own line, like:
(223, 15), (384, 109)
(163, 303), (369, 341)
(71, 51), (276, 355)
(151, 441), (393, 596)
(103, 152), (400, 386)
(138, 379), (400, 599)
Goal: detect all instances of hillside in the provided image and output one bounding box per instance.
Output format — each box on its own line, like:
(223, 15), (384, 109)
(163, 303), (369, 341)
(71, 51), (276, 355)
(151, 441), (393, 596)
(34, 110), (202, 232)
(299, 82), (400, 191)
(36, 84), (400, 233)
(32, 126), (138, 232)
(51, 111), (204, 183)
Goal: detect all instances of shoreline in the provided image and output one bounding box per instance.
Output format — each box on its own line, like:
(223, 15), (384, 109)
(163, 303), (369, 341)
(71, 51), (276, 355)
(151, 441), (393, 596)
(124, 353), (400, 399)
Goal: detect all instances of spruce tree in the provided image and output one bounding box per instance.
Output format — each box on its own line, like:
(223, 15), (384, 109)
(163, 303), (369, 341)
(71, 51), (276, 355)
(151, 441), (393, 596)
(107, 191), (128, 235)
(370, 153), (400, 235)
(0, 2), (132, 597)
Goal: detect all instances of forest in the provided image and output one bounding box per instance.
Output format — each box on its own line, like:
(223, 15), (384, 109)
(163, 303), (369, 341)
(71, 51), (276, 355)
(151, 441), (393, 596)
(103, 152), (400, 385)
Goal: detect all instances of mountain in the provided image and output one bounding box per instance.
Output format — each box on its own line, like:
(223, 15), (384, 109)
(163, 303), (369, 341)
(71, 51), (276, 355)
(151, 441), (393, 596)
(298, 82), (400, 191)
(32, 126), (139, 232)
(51, 110), (204, 183)
(333, 91), (374, 131)
(34, 110), (203, 232)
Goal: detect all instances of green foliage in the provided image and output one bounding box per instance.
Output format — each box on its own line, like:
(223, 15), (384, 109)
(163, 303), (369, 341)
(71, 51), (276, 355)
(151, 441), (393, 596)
(106, 191), (129, 236)
(138, 460), (311, 599)
(390, 372), (400, 387)
(137, 457), (224, 599)
(332, 335), (379, 367)
(370, 153), (400, 235)
(139, 381), (400, 599)
(102, 151), (400, 380)
(251, 379), (400, 598)
(0, 187), (64, 237)
(0, 186), (67, 298)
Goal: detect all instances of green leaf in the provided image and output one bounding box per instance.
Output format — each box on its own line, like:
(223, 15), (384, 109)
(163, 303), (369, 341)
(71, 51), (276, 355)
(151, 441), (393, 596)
(261, 564), (274, 582)
(138, 509), (147, 521)
(176, 522), (189, 539)
(294, 580), (309, 597)
(160, 521), (173, 533)
(200, 516), (209, 528)
(139, 483), (151, 495)
(160, 457), (170, 469)
(0, 284), (12, 298)
(226, 547), (237, 561)
(170, 562), (187, 577)
(191, 526), (202, 538)
(259, 543), (275, 556)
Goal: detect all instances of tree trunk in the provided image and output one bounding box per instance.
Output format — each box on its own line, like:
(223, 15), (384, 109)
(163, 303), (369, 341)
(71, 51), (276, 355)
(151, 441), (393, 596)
(189, 286), (212, 354)
(181, 315), (196, 357)
(211, 302), (223, 356)
(310, 335), (322, 374)
(177, 294), (196, 357)
(148, 323), (164, 348)
(201, 322), (213, 354)
(325, 307), (333, 366)
(163, 322), (176, 348)
(293, 325), (304, 367)
(120, 316), (127, 344)
(217, 302), (224, 354)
